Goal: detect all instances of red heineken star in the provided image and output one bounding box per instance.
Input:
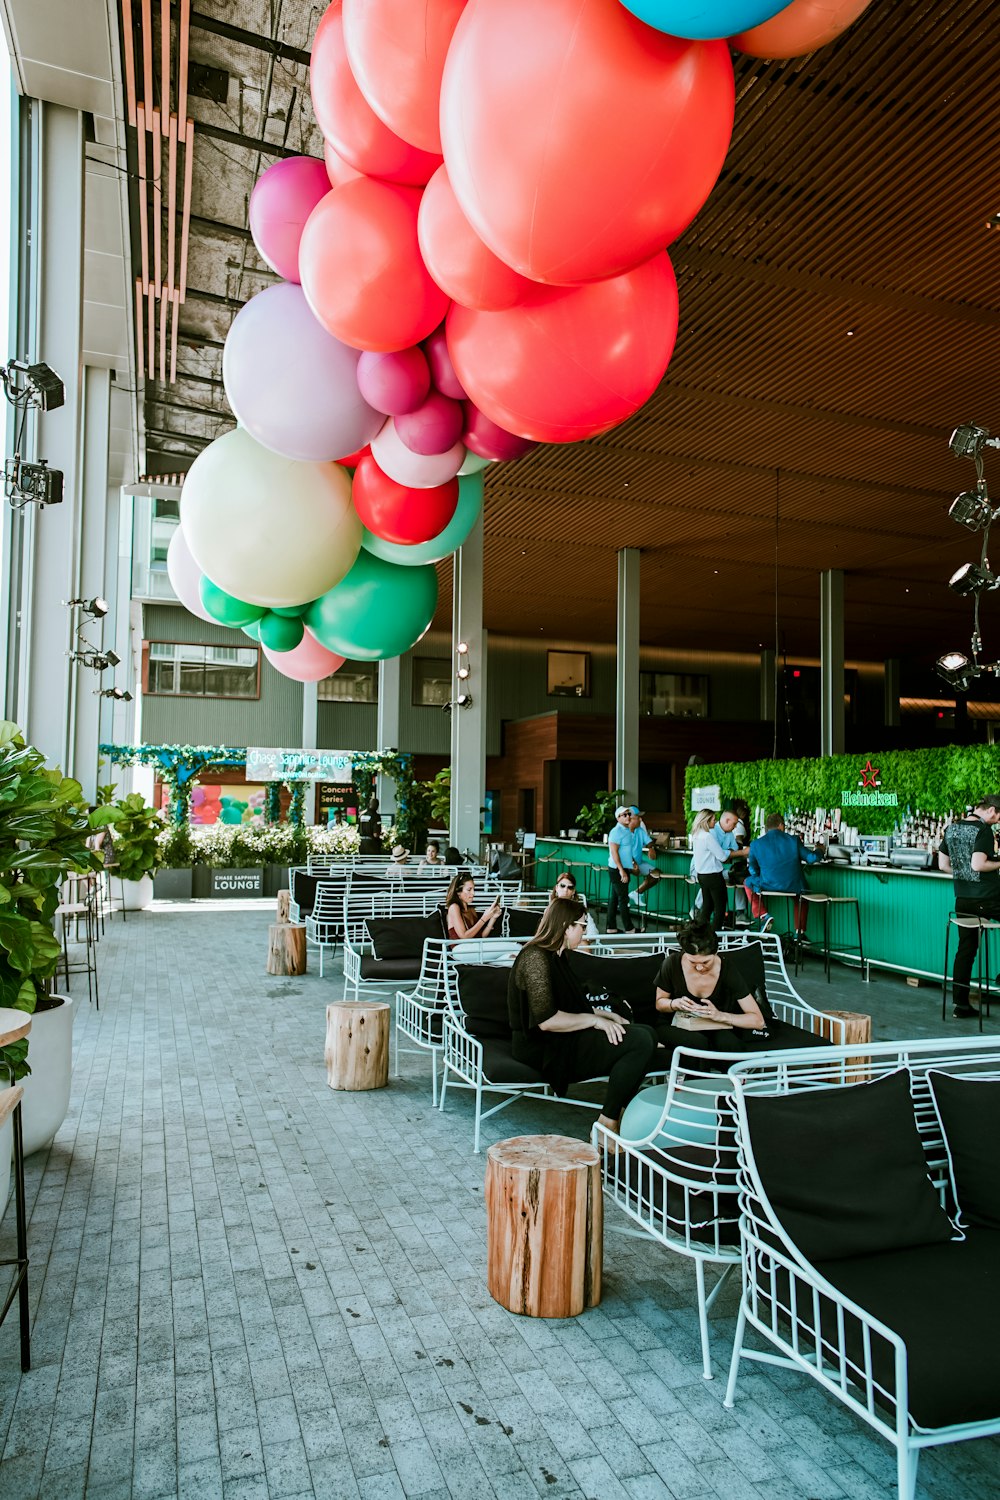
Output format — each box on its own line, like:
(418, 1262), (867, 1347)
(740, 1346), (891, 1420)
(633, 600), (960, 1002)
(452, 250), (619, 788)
(859, 760), (880, 788)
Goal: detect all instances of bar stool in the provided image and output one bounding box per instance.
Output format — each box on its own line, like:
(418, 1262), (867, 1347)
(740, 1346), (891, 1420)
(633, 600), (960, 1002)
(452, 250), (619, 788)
(0, 1007), (31, 1371)
(761, 891), (803, 973)
(941, 913), (997, 1032)
(825, 894), (867, 979)
(55, 880), (100, 1010)
(651, 873), (692, 923)
(800, 893), (833, 981)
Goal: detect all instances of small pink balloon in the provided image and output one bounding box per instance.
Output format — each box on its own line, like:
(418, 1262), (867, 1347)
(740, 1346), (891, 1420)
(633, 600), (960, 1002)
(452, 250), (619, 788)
(262, 628), (346, 683)
(396, 391), (464, 456)
(424, 327), (466, 400)
(357, 347), (431, 416)
(167, 527), (216, 622)
(462, 402), (537, 462)
(371, 418), (465, 488)
(249, 156), (332, 283)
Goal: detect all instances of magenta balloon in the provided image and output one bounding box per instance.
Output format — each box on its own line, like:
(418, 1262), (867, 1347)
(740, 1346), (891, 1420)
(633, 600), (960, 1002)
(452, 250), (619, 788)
(262, 628), (346, 683)
(462, 402), (537, 461)
(248, 156), (332, 283)
(223, 283), (383, 462)
(424, 327), (466, 400)
(356, 347), (432, 416)
(395, 391), (464, 456)
(167, 527), (216, 622)
(371, 418), (465, 487)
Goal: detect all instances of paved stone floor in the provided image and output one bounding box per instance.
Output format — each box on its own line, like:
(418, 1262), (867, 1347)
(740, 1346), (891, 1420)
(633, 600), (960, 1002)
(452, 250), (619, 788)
(0, 901), (998, 1499)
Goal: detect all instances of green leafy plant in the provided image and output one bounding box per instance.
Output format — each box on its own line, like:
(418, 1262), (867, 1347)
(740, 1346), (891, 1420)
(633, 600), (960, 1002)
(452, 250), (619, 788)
(90, 794), (165, 882)
(575, 788), (630, 842)
(427, 768), (451, 826)
(0, 722), (98, 1080)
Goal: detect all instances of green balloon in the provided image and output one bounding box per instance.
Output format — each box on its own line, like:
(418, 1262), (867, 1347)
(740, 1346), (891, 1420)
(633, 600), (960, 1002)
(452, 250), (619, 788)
(259, 611), (305, 652)
(361, 472), (483, 567)
(306, 550), (438, 661)
(271, 604), (308, 618)
(458, 450), (492, 475)
(200, 576), (265, 628)
(241, 619), (263, 641)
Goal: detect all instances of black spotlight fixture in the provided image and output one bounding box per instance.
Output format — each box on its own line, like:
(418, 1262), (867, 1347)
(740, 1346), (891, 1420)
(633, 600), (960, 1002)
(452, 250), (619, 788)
(950, 423), (998, 461)
(935, 651), (977, 690)
(949, 562), (998, 596)
(68, 596), (109, 618)
(98, 686), (132, 701)
(949, 485), (993, 531)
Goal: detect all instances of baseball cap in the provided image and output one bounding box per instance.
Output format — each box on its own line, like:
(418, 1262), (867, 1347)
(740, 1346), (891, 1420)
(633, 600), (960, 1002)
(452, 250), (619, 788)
(614, 805), (630, 817)
(628, 805), (644, 815)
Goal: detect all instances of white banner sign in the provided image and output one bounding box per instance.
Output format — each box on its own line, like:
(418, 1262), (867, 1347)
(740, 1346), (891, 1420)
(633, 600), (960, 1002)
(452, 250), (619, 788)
(245, 748), (353, 783)
(690, 784), (721, 812)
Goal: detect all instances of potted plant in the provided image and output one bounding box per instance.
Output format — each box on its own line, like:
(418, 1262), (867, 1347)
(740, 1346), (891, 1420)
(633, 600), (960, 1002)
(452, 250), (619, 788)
(154, 823), (194, 900)
(575, 788), (630, 842)
(0, 721), (98, 1173)
(90, 793), (165, 910)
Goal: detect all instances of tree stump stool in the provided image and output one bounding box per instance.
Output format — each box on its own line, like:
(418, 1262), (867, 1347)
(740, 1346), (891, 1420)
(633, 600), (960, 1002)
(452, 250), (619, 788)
(485, 1134), (602, 1318)
(266, 922), (306, 975)
(325, 1002), (390, 1091)
(276, 888), (292, 923)
(814, 1008), (872, 1083)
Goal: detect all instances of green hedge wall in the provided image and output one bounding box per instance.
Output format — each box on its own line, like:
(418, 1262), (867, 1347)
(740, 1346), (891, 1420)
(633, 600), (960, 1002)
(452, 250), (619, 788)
(684, 744), (1000, 833)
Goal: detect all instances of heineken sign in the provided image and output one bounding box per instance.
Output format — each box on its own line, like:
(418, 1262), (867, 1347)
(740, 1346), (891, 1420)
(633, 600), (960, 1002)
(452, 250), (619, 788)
(840, 759), (899, 809)
(246, 748), (353, 783)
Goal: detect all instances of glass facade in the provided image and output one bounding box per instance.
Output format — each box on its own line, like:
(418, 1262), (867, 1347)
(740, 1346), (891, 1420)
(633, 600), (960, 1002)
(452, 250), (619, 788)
(146, 641), (259, 698)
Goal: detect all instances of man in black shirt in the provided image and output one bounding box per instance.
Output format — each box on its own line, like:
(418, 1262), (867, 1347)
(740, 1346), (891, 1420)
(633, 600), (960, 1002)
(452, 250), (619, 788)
(938, 795), (1000, 1016)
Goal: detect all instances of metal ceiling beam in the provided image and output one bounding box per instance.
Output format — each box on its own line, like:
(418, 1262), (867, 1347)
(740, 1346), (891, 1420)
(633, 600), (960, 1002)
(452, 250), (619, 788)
(185, 286), (245, 309)
(190, 213), (253, 242)
(187, 9), (311, 68)
(145, 426), (211, 447)
(197, 121), (304, 160)
(177, 333), (226, 351)
(166, 366), (224, 386)
(145, 395), (232, 420)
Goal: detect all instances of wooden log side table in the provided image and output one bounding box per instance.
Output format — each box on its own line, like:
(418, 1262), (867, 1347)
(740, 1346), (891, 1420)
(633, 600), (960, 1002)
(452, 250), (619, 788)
(325, 1002), (390, 1090)
(485, 1134), (602, 1318)
(0, 1007), (32, 1370)
(275, 889), (292, 924)
(266, 923), (307, 976)
(813, 1009), (873, 1083)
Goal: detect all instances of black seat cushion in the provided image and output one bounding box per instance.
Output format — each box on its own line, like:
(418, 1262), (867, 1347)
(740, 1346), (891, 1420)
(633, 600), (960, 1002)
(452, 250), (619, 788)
(359, 955), (422, 980)
(456, 965), (511, 1041)
(366, 912), (446, 961)
(567, 952), (662, 1025)
(744, 1069), (955, 1261)
(646, 1143), (740, 1248)
(749, 1019), (829, 1051)
(504, 907), (542, 938)
(479, 1037), (544, 1086)
(928, 1072), (1000, 1230)
(816, 1229), (1000, 1429)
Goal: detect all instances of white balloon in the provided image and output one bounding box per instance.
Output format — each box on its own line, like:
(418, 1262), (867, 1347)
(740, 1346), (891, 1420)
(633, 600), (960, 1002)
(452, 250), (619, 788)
(166, 527), (216, 622)
(181, 428), (362, 609)
(371, 418), (465, 489)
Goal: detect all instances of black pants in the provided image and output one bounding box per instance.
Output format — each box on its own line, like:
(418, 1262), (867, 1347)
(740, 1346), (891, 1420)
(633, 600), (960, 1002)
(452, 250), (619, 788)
(697, 873), (729, 931)
(607, 869), (634, 932)
(953, 896), (1000, 1008)
(558, 1022), (657, 1119)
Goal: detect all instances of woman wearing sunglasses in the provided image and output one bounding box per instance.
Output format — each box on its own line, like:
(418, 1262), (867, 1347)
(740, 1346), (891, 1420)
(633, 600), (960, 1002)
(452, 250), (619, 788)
(548, 871), (599, 949)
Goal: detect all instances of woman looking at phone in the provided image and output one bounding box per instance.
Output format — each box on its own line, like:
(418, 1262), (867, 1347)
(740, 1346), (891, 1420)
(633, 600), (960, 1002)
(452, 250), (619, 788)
(653, 918), (766, 1053)
(445, 871), (501, 942)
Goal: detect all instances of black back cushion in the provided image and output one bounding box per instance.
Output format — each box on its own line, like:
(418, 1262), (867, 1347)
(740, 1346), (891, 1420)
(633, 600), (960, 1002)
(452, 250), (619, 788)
(744, 1069), (955, 1261)
(456, 965), (512, 1041)
(365, 912), (445, 961)
(723, 942), (774, 1022)
(504, 907), (542, 938)
(566, 952), (661, 1024)
(928, 1071), (1000, 1230)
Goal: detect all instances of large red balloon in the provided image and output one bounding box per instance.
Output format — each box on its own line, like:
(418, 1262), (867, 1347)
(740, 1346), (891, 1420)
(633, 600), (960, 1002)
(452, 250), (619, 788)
(310, 2), (442, 186)
(440, 0), (734, 285)
(342, 0), (466, 156)
(418, 166), (533, 312)
(446, 253), (679, 444)
(732, 0), (873, 56)
(323, 139), (361, 189)
(300, 182), (450, 353)
(352, 453), (459, 544)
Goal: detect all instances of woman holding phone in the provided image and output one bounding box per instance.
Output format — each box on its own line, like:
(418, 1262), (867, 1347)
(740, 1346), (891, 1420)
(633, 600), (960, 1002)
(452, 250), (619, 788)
(445, 871), (501, 942)
(653, 918), (767, 1053)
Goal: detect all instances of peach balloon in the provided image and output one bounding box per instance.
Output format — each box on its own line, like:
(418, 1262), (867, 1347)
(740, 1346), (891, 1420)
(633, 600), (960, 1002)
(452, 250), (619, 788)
(323, 139), (361, 189)
(262, 629), (346, 683)
(342, 0), (466, 155)
(732, 0), (873, 57)
(418, 166), (532, 311)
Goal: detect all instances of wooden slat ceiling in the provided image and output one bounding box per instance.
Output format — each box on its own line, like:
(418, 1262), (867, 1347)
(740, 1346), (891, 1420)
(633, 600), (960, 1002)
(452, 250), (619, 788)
(130, 0), (1000, 663)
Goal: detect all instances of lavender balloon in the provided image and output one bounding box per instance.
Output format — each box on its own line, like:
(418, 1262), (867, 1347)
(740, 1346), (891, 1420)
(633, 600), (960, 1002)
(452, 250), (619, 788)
(396, 391), (464, 456)
(167, 527), (216, 623)
(223, 283), (383, 463)
(371, 418), (465, 488)
(356, 348), (431, 416)
(249, 157), (331, 283)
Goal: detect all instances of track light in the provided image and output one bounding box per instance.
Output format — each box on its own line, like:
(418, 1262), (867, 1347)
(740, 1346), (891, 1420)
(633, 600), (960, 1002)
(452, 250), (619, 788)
(71, 648), (120, 672)
(949, 562), (998, 596)
(456, 641), (468, 655)
(949, 485), (993, 531)
(67, 596), (109, 618)
(950, 424), (998, 461)
(455, 692), (473, 708)
(98, 687), (132, 701)
(935, 651), (977, 690)
(456, 666), (470, 680)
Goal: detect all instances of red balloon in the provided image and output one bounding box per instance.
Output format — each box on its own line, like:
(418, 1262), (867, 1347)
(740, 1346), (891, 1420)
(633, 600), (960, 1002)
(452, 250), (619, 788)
(462, 403), (535, 462)
(446, 253), (679, 444)
(336, 443), (371, 469)
(418, 165), (533, 311)
(310, 2), (442, 186)
(441, 0), (734, 285)
(352, 453), (459, 544)
(323, 139), (361, 189)
(300, 181), (450, 353)
(732, 0), (873, 56)
(342, 0), (466, 155)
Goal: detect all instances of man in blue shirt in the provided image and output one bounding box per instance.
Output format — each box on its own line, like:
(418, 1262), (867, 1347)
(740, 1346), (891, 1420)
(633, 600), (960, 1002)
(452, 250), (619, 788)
(745, 813), (821, 933)
(607, 806), (637, 933)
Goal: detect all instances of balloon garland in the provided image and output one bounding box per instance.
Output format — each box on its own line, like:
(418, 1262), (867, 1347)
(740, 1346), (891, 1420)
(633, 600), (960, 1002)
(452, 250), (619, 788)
(174, 0), (873, 682)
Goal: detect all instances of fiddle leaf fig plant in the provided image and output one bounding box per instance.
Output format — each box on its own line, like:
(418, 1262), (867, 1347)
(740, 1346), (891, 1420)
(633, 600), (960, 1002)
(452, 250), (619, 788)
(0, 722), (99, 1081)
(89, 793), (165, 882)
(575, 788), (630, 842)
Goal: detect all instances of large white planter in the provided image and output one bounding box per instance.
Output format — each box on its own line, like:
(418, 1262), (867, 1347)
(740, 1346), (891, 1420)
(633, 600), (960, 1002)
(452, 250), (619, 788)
(19, 994), (73, 1156)
(121, 874), (153, 910)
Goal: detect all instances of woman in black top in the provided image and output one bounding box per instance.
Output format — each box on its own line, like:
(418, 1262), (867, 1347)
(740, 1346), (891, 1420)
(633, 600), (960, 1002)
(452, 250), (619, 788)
(654, 919), (768, 1055)
(508, 898), (656, 1135)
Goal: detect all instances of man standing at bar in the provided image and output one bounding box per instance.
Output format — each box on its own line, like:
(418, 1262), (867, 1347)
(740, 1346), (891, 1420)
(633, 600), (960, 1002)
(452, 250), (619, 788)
(938, 795), (1000, 1017)
(606, 806), (637, 934)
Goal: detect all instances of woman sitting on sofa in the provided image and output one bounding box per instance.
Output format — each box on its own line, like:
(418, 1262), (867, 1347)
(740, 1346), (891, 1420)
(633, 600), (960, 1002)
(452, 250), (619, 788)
(445, 871), (501, 942)
(548, 871), (599, 949)
(654, 917), (768, 1052)
(508, 897), (656, 1138)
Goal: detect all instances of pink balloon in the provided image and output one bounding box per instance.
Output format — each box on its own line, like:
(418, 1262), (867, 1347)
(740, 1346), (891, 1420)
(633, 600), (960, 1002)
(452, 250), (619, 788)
(462, 403), (537, 462)
(357, 347), (431, 416)
(396, 391), (464, 456)
(424, 327), (466, 400)
(371, 419), (465, 488)
(323, 139), (361, 189)
(249, 157), (332, 283)
(262, 628), (346, 683)
(167, 528), (216, 622)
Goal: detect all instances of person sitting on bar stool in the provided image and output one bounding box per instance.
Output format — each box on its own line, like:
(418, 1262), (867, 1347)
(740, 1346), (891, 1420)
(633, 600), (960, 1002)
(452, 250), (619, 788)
(744, 813), (822, 936)
(938, 794), (1000, 1018)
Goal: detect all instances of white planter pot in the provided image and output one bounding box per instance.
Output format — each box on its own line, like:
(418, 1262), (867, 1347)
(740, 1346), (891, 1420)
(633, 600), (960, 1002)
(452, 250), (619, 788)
(121, 874), (153, 910)
(0, 1113), (10, 1220)
(20, 994), (74, 1156)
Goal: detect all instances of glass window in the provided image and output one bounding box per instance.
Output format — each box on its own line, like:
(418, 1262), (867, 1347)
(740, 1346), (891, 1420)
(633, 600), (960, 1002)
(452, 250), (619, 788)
(145, 641), (259, 698)
(150, 498), (180, 570)
(318, 662), (378, 703)
(639, 672), (708, 718)
(412, 657), (452, 707)
(547, 650), (591, 698)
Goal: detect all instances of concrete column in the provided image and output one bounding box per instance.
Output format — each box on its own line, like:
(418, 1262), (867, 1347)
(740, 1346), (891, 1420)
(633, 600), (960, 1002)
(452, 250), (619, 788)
(884, 658), (901, 727)
(302, 681), (319, 823)
(450, 511), (485, 856)
(68, 365), (112, 802)
(376, 655), (401, 815)
(760, 648), (776, 721)
(820, 568), (845, 756)
(615, 548), (640, 799)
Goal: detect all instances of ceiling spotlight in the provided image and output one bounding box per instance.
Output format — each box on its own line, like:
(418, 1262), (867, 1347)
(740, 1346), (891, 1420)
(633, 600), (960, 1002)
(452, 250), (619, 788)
(949, 485), (993, 531)
(67, 596), (109, 618)
(455, 693), (473, 708)
(98, 686), (132, 701)
(935, 651), (977, 690)
(949, 562), (998, 596)
(456, 666), (470, 680)
(103, 649), (121, 668)
(0, 358), (65, 412)
(456, 641), (469, 655)
(950, 424), (997, 461)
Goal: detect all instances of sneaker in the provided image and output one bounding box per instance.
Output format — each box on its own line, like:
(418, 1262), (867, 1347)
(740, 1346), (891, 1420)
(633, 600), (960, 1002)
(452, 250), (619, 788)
(759, 915), (773, 934)
(628, 892), (647, 909)
(606, 928), (620, 935)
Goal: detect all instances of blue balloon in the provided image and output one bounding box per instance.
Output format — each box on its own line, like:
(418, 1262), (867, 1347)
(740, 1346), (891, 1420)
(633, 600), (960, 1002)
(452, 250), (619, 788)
(360, 472), (483, 567)
(619, 0), (790, 40)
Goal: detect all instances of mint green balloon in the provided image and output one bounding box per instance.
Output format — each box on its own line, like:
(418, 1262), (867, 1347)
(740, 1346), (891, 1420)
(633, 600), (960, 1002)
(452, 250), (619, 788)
(258, 611), (305, 652)
(458, 450), (492, 476)
(360, 471), (482, 567)
(242, 619), (263, 641)
(200, 576), (265, 627)
(306, 550), (438, 661)
(271, 604), (308, 618)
